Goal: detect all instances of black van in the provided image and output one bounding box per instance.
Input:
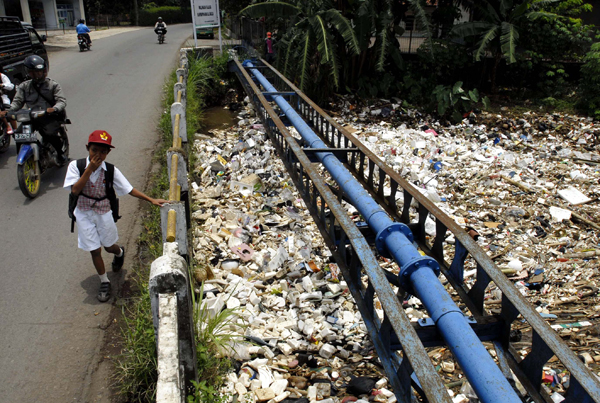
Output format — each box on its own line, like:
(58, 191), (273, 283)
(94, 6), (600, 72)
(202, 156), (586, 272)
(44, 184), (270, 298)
(0, 16), (49, 85)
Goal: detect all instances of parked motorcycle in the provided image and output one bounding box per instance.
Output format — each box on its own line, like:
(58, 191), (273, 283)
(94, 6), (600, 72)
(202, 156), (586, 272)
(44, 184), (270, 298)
(9, 109), (70, 198)
(77, 34), (91, 52)
(157, 28), (166, 44)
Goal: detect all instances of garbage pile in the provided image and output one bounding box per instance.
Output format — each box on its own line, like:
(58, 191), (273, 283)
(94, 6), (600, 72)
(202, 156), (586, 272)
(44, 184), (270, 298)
(327, 96), (600, 398)
(190, 107), (394, 402)
(189, 95), (600, 402)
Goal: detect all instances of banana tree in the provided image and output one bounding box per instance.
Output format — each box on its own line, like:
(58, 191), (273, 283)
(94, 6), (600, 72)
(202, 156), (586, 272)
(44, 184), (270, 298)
(451, 0), (558, 92)
(240, 0), (360, 93)
(343, 0), (437, 90)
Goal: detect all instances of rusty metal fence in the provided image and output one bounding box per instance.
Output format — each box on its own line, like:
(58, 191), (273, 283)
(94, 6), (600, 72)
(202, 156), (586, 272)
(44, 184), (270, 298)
(228, 53), (600, 403)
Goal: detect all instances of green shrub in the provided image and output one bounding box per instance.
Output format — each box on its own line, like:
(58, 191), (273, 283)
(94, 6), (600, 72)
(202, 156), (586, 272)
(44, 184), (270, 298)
(578, 42), (600, 119)
(431, 81), (489, 122)
(138, 6), (192, 26)
(356, 72), (402, 99)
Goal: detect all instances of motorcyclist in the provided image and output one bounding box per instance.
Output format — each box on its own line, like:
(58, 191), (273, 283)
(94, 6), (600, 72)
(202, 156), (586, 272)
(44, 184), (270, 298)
(0, 55), (68, 164)
(0, 66), (16, 135)
(76, 18), (92, 46)
(154, 17), (167, 37)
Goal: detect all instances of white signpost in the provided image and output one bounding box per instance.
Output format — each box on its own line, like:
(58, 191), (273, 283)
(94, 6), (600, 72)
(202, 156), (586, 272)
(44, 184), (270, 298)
(190, 0), (222, 51)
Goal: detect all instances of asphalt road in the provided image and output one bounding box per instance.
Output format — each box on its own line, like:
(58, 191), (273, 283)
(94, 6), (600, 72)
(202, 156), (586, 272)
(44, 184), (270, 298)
(0, 24), (193, 402)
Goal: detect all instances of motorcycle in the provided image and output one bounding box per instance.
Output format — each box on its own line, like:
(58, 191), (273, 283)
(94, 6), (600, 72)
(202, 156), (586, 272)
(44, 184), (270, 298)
(157, 28), (166, 44)
(0, 110), (10, 154)
(0, 88), (12, 154)
(77, 34), (91, 52)
(0, 120), (10, 154)
(9, 109), (70, 198)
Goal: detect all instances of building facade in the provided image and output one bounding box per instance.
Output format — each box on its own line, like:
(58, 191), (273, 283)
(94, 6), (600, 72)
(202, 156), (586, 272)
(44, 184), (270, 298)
(0, 0), (86, 29)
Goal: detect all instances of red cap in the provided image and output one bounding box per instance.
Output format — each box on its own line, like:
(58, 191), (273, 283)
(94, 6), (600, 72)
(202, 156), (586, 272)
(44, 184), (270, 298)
(87, 130), (114, 148)
(267, 32), (272, 38)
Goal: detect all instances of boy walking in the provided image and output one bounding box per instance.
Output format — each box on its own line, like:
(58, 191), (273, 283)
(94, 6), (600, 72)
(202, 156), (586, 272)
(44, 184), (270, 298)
(64, 130), (167, 302)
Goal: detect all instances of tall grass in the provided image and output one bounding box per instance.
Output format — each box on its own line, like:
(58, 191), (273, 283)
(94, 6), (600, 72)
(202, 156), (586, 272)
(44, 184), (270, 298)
(113, 71), (177, 403)
(187, 284), (246, 403)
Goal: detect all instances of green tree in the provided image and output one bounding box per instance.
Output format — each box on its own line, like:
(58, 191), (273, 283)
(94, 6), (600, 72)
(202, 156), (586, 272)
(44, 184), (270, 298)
(240, 1), (360, 93)
(220, 0), (252, 15)
(516, 0), (594, 96)
(451, 0), (558, 92)
(579, 41), (600, 118)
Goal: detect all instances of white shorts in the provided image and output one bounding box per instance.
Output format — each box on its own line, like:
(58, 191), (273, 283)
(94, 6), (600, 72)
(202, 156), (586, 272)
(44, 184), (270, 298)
(75, 207), (119, 251)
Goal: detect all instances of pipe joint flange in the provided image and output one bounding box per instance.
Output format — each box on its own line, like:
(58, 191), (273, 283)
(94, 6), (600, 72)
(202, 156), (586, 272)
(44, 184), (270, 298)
(242, 59), (258, 68)
(398, 256), (440, 290)
(375, 223), (414, 258)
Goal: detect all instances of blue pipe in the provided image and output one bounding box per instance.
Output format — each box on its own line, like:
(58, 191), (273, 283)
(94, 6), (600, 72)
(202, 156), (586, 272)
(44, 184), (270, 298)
(243, 60), (521, 403)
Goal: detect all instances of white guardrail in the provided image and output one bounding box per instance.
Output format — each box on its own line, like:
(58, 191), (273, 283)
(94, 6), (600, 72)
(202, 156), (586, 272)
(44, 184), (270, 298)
(149, 49), (197, 403)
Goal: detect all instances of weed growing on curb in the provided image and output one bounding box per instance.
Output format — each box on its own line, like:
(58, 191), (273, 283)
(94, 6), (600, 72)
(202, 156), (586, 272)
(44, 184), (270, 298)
(113, 71), (178, 403)
(187, 284), (246, 402)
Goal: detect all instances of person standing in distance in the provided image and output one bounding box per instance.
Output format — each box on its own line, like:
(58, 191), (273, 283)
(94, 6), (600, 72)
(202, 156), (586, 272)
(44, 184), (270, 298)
(265, 31), (276, 64)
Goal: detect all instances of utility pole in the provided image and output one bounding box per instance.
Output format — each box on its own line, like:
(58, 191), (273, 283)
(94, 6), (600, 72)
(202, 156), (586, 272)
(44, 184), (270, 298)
(133, 0), (139, 26)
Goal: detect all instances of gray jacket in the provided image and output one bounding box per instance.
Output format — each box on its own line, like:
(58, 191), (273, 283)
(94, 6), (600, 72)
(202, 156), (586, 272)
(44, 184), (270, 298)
(9, 78), (67, 113)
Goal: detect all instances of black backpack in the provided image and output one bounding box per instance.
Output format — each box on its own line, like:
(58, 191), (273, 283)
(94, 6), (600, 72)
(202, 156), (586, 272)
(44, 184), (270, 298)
(68, 158), (121, 233)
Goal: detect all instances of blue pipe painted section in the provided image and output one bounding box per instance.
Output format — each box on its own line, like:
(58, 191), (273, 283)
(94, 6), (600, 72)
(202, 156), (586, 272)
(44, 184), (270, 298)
(243, 60), (522, 403)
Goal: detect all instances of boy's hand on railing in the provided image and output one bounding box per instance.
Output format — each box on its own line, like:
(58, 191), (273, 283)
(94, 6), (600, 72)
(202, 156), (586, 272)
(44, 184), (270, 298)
(151, 198), (169, 207)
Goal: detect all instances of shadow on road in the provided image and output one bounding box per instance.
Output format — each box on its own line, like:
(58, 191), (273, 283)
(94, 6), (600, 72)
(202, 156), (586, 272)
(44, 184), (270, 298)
(0, 146), (16, 170)
(80, 270), (126, 305)
(19, 163), (70, 203)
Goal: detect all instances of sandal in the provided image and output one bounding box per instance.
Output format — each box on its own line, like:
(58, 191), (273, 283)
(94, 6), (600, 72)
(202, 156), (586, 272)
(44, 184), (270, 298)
(112, 246), (125, 272)
(97, 282), (111, 302)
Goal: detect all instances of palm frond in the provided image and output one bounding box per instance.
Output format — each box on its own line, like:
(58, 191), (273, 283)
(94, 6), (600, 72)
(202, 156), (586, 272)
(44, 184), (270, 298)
(239, 2), (301, 18)
(375, 27), (390, 72)
(474, 25), (499, 61)
(325, 32), (341, 89)
(500, 21), (518, 63)
(511, 1), (530, 19)
(309, 15), (331, 63)
(355, 3), (376, 51)
(406, 0), (433, 51)
(527, 11), (559, 20)
(451, 21), (497, 38)
(322, 9), (360, 56)
(475, 0), (501, 24)
(282, 34), (297, 77)
(531, 0), (562, 8)
(499, 0), (514, 19)
(298, 32), (312, 91)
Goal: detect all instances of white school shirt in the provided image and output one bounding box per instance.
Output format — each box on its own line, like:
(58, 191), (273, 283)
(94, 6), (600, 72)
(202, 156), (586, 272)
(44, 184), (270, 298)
(1, 73), (15, 105)
(63, 157), (134, 198)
